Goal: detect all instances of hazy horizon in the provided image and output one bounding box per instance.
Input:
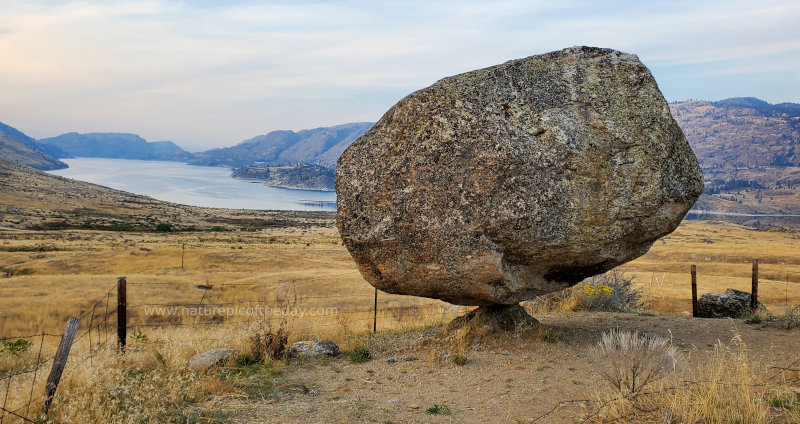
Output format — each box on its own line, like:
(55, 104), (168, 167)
(2, 0), (799, 152)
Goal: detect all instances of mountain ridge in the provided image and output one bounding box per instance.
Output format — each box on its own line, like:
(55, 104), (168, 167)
(0, 121), (68, 170)
(37, 132), (194, 161)
(188, 122), (373, 168)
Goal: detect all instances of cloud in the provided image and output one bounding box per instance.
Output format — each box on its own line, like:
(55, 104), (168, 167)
(0, 0), (798, 149)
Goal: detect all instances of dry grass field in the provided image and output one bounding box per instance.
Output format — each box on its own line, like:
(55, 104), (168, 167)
(1, 218), (799, 423)
(2, 219), (798, 338)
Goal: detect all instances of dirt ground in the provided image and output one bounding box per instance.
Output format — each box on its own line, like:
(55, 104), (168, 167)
(209, 312), (800, 423)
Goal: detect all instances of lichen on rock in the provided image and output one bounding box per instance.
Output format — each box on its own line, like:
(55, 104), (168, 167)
(336, 46), (703, 306)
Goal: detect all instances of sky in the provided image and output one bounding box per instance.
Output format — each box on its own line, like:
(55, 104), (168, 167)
(1, 0), (798, 152)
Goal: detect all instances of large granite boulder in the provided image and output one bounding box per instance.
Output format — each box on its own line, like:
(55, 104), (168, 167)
(697, 288), (767, 318)
(336, 46), (703, 306)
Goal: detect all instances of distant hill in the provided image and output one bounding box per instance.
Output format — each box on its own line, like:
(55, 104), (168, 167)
(0, 121), (68, 170)
(670, 97), (800, 169)
(38, 132), (194, 161)
(189, 122), (373, 168)
(670, 97), (800, 217)
(232, 164), (335, 191)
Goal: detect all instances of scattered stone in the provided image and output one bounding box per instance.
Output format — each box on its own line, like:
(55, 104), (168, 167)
(188, 348), (236, 371)
(289, 340), (340, 357)
(336, 46), (703, 306)
(400, 356), (417, 362)
(388, 398), (401, 405)
(696, 289), (768, 318)
(386, 358), (397, 363)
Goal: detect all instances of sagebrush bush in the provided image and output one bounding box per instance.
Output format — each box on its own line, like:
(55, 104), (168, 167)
(589, 329), (682, 398)
(526, 269), (643, 314)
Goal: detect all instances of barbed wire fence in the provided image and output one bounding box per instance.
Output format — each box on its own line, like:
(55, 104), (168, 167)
(2, 261), (799, 422)
(0, 272), (467, 423)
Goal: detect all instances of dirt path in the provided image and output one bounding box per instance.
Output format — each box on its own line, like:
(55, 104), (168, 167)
(210, 312), (800, 423)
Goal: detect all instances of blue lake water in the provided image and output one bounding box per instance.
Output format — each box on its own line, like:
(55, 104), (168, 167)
(48, 158), (337, 211)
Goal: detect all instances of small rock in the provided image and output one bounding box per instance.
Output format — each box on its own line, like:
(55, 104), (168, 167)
(400, 356), (416, 362)
(188, 348), (236, 371)
(289, 340), (339, 357)
(387, 358), (397, 363)
(388, 398), (401, 405)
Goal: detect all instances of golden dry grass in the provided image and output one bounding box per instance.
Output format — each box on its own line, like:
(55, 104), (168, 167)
(1, 219), (799, 423)
(626, 220), (800, 315)
(1, 219), (799, 340)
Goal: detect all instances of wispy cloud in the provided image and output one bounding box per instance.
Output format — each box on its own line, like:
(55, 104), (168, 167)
(0, 0), (798, 150)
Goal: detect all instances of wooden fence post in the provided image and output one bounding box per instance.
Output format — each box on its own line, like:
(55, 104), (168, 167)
(751, 259), (759, 313)
(691, 265), (698, 317)
(181, 243), (185, 270)
(43, 317), (80, 413)
(373, 287), (378, 334)
(117, 276), (127, 353)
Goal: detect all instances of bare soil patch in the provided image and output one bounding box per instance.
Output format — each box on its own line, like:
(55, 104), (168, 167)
(214, 312), (800, 423)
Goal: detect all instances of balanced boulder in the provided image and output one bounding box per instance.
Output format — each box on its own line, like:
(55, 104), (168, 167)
(336, 46), (703, 306)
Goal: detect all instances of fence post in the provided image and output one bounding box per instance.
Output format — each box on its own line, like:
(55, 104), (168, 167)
(181, 243), (185, 270)
(373, 287), (378, 334)
(117, 276), (127, 353)
(751, 259), (759, 313)
(691, 265), (698, 317)
(43, 317), (80, 413)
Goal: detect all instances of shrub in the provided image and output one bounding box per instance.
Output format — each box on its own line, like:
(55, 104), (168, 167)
(577, 269), (642, 311)
(450, 354), (467, 366)
(1, 338), (31, 355)
(248, 326), (289, 361)
(155, 222), (173, 232)
(426, 404), (451, 415)
(349, 346), (371, 363)
(589, 330), (681, 398)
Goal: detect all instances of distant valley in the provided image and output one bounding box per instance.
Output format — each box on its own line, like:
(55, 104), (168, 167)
(1, 121), (372, 191)
(1, 97), (798, 217)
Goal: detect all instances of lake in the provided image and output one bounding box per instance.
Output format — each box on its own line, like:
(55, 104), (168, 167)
(48, 158), (337, 211)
